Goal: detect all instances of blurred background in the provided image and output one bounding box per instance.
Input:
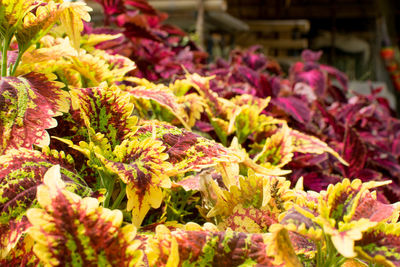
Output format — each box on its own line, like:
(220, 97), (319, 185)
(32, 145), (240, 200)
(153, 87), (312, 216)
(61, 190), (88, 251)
(87, 0), (400, 107)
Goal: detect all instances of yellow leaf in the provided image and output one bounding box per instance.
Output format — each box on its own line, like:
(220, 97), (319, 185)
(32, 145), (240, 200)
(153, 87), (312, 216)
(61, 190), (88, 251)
(267, 224), (303, 267)
(59, 2), (92, 52)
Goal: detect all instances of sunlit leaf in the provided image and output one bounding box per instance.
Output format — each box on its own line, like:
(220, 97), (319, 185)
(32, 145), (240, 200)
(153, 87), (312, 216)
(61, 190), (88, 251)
(144, 224), (278, 266)
(355, 222), (400, 267)
(253, 123), (294, 169)
(70, 85), (138, 148)
(0, 0), (36, 37)
(59, 2), (92, 51)
(26, 165), (143, 266)
(16, 1), (64, 53)
(228, 95), (270, 144)
(0, 148), (88, 259)
(0, 72), (69, 154)
(96, 137), (172, 227)
(176, 93), (205, 128)
(134, 120), (240, 174)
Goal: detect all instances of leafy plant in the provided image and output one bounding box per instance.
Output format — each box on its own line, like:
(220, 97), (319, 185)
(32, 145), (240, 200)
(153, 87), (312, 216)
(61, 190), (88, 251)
(1, 0), (399, 266)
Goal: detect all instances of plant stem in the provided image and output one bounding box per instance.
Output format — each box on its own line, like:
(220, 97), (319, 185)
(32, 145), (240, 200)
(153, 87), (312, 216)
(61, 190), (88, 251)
(103, 176), (116, 208)
(1, 36), (11, 77)
(10, 50), (23, 76)
(111, 182), (126, 210)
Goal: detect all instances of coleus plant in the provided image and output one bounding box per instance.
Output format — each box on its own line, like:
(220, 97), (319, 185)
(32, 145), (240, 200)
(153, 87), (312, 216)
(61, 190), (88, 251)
(200, 46), (400, 203)
(88, 0), (206, 81)
(1, 0), (400, 266)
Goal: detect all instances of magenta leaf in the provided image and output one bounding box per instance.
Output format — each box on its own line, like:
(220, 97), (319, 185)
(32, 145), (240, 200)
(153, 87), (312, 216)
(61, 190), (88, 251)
(271, 97), (311, 123)
(342, 126), (367, 176)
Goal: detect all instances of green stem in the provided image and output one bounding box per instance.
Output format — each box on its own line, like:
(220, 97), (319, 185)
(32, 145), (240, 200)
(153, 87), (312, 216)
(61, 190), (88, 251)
(103, 177), (116, 208)
(111, 182), (126, 210)
(10, 49), (23, 76)
(1, 36), (11, 77)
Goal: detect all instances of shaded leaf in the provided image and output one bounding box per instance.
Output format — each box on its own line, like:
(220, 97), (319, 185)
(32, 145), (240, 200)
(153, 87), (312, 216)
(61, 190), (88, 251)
(342, 126), (367, 175)
(271, 97), (311, 123)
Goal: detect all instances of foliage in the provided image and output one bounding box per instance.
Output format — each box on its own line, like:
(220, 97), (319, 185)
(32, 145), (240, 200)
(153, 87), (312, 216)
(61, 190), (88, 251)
(201, 46), (400, 203)
(0, 0), (399, 266)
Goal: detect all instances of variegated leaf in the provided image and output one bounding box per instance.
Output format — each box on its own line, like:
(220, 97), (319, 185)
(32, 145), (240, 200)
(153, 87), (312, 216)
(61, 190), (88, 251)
(0, 235), (38, 266)
(321, 179), (395, 224)
(91, 49), (136, 81)
(135, 120), (240, 174)
(355, 222), (400, 267)
(253, 123), (294, 169)
(285, 178), (399, 259)
(289, 128), (348, 166)
(201, 169), (295, 233)
(26, 165), (143, 266)
(229, 95), (270, 143)
(176, 93), (205, 128)
(15, 1), (65, 53)
(0, 148), (88, 259)
(70, 85), (138, 148)
(124, 79), (190, 129)
(0, 72), (69, 153)
(96, 137), (172, 227)
(144, 224), (279, 266)
(68, 52), (120, 87)
(0, 0), (36, 37)
(267, 224), (303, 267)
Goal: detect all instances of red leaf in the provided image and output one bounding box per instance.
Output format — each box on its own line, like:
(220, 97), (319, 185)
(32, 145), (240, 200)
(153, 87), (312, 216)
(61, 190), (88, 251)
(342, 126), (367, 175)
